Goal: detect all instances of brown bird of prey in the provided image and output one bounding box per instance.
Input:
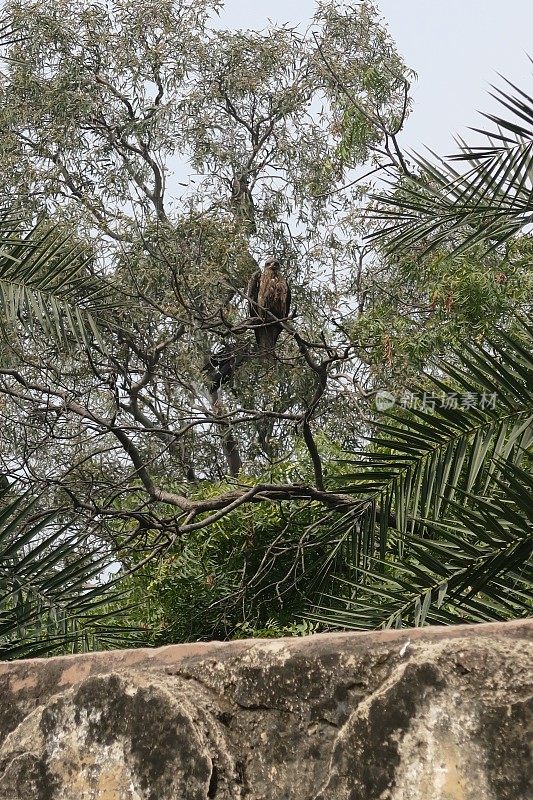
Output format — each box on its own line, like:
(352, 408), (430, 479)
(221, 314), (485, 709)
(247, 256), (291, 356)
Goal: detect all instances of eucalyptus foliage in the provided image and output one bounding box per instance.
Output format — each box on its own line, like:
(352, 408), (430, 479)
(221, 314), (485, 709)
(0, 0), (416, 517)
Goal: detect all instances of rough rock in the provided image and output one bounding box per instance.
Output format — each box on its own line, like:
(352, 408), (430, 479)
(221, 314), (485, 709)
(0, 621), (531, 799)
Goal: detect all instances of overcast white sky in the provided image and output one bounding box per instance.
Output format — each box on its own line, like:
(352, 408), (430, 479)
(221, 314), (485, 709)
(215, 0), (533, 155)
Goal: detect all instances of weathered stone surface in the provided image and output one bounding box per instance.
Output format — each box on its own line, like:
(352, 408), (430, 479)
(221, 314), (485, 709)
(0, 621), (531, 799)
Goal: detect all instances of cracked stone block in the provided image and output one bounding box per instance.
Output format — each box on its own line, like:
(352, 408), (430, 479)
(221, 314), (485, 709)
(0, 672), (241, 800)
(0, 621), (531, 799)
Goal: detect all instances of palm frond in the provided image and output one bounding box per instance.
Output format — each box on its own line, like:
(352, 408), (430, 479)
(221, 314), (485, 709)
(0, 211), (124, 350)
(368, 71), (533, 256)
(310, 459), (533, 629)
(0, 490), (143, 659)
(335, 320), (531, 548)
(307, 320), (533, 628)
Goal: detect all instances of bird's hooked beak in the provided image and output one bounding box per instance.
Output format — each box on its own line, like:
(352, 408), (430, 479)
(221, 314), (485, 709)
(265, 258), (281, 270)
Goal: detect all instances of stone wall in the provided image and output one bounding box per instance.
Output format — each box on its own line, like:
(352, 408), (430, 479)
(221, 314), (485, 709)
(0, 620), (531, 799)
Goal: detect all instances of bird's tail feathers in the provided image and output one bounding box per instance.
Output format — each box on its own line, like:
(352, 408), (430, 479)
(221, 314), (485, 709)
(255, 324), (281, 359)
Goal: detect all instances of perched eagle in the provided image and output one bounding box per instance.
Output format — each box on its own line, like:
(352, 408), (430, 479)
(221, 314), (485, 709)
(247, 257), (291, 356)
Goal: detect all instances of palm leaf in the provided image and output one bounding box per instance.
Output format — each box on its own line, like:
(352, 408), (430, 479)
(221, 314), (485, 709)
(0, 490), (143, 659)
(306, 321), (533, 629)
(310, 458), (533, 629)
(335, 321), (532, 542)
(0, 211), (124, 350)
(368, 72), (533, 256)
